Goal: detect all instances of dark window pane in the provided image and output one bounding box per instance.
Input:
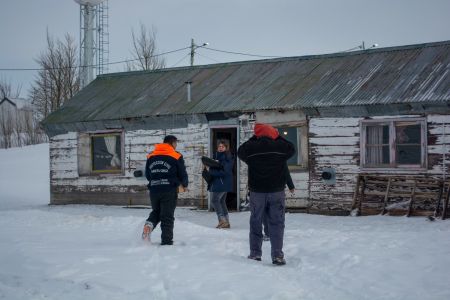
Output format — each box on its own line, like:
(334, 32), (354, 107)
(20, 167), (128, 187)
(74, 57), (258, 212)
(383, 125), (390, 144)
(395, 123), (422, 165)
(396, 145), (421, 164)
(92, 135), (121, 172)
(277, 127), (298, 165)
(396, 124), (421, 144)
(382, 146), (390, 164)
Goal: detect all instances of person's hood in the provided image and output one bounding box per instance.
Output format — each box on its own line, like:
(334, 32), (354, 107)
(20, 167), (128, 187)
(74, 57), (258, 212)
(254, 123), (279, 140)
(147, 143), (181, 160)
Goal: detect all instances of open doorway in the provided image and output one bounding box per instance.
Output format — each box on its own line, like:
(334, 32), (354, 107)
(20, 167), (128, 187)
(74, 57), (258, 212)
(209, 127), (239, 211)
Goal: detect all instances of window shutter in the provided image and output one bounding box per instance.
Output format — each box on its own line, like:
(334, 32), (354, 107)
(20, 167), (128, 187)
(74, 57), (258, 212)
(78, 133), (91, 176)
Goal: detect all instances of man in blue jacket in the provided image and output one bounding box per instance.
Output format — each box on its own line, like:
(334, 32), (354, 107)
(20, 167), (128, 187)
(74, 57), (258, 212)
(238, 123), (295, 265)
(142, 135), (188, 245)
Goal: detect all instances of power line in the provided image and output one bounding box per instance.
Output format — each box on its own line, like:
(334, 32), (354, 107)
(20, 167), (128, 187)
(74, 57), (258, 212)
(342, 46), (363, 52)
(170, 53), (191, 68)
(195, 52), (221, 64)
(202, 46), (282, 58)
(0, 45), (286, 72)
(0, 46), (191, 71)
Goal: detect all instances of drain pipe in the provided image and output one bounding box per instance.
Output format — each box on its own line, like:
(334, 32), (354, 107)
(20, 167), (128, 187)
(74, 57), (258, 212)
(185, 81), (192, 102)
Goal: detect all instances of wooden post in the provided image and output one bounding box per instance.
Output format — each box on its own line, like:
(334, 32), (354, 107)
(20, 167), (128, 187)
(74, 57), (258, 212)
(351, 175), (361, 211)
(433, 181), (444, 218)
(381, 178), (392, 215)
(407, 180), (417, 217)
(358, 176), (367, 215)
(442, 182), (450, 220)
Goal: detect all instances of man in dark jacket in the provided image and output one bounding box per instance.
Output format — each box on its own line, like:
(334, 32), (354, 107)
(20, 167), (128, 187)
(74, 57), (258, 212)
(263, 167), (295, 240)
(142, 135), (188, 245)
(238, 123), (295, 265)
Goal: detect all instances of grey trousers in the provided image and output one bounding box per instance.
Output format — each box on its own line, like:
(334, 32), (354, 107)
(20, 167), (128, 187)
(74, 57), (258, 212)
(249, 191), (286, 259)
(211, 191), (229, 221)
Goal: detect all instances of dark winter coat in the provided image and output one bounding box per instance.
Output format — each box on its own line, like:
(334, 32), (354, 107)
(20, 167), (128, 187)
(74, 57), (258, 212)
(145, 143), (188, 194)
(285, 166), (295, 190)
(238, 135), (295, 193)
(208, 152), (234, 193)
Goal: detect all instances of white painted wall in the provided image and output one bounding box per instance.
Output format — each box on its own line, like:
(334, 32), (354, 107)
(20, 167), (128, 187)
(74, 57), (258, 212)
(48, 113), (450, 211)
(309, 117), (361, 211)
(49, 123), (210, 204)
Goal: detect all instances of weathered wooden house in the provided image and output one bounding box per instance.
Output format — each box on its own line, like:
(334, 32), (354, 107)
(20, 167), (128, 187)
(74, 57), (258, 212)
(42, 41), (450, 217)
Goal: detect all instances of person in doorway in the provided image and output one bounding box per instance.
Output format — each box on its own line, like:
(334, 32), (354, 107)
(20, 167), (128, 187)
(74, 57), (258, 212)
(142, 135), (188, 245)
(263, 166), (295, 241)
(238, 123), (295, 265)
(205, 139), (234, 229)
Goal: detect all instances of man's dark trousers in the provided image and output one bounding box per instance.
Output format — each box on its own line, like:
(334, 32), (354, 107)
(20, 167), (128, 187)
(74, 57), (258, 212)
(249, 191), (286, 259)
(146, 191), (177, 244)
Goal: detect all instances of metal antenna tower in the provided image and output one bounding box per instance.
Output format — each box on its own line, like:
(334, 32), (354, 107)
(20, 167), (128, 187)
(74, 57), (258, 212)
(96, 1), (109, 75)
(75, 0), (109, 88)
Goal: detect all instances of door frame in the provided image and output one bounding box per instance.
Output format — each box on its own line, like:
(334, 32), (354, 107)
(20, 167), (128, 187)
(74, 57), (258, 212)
(208, 124), (241, 211)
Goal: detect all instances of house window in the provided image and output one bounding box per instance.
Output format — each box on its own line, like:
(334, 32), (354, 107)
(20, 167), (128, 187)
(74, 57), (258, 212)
(78, 132), (123, 175)
(91, 134), (122, 173)
(361, 119), (426, 169)
(276, 126), (308, 168)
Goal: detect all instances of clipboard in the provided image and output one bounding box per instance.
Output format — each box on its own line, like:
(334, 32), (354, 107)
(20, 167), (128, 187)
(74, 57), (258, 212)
(201, 156), (222, 169)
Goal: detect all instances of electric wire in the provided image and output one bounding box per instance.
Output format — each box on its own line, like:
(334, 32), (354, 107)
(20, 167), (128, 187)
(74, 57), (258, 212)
(202, 46), (282, 58)
(170, 53), (191, 68)
(1, 45), (289, 71)
(342, 45), (363, 52)
(195, 52), (221, 63)
(0, 46), (191, 71)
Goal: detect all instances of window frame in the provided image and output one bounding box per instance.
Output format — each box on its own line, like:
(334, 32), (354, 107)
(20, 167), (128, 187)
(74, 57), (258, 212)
(275, 124), (308, 170)
(360, 118), (427, 170)
(78, 130), (125, 176)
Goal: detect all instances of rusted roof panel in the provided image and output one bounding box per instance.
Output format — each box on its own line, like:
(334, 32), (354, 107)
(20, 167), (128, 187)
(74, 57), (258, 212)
(43, 40), (450, 125)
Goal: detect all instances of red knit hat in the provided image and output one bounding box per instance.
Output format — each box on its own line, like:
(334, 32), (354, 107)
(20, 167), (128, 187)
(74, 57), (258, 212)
(254, 123), (279, 139)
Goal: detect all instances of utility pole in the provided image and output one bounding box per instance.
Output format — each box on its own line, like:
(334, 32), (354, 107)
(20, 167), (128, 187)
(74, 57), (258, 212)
(190, 38), (195, 66)
(190, 38), (208, 67)
(361, 41), (365, 50)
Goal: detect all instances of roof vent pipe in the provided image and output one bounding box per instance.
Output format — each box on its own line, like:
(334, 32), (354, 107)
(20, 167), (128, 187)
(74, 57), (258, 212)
(185, 81), (192, 102)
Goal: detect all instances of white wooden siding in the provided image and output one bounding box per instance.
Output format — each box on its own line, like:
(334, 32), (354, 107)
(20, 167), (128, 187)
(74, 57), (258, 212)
(48, 113), (450, 212)
(49, 124), (210, 204)
(309, 117), (361, 210)
(427, 114), (450, 178)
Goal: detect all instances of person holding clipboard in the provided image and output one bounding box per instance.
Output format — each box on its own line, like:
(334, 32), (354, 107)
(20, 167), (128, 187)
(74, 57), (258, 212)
(202, 140), (234, 229)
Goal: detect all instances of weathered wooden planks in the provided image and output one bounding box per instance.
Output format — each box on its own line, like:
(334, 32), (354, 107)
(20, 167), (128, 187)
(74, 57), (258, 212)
(352, 174), (444, 216)
(309, 117), (361, 213)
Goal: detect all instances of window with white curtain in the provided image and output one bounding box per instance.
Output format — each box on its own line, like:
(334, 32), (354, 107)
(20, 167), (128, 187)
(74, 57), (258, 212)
(90, 133), (122, 173)
(361, 119), (426, 169)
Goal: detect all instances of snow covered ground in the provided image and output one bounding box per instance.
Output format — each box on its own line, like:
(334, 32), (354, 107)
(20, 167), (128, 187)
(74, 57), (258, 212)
(1, 144), (449, 300)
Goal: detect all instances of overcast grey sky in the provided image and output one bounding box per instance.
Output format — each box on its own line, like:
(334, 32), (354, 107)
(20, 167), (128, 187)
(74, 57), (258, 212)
(1, 0), (450, 98)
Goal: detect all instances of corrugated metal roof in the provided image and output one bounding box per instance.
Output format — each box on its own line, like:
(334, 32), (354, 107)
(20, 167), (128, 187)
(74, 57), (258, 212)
(43, 41), (450, 125)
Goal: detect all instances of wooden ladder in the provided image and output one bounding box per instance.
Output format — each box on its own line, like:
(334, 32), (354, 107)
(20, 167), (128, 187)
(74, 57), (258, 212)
(352, 175), (445, 217)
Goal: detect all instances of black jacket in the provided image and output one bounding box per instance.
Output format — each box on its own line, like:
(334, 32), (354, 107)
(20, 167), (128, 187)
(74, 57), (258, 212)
(285, 167), (295, 191)
(238, 136), (295, 193)
(145, 143), (188, 194)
